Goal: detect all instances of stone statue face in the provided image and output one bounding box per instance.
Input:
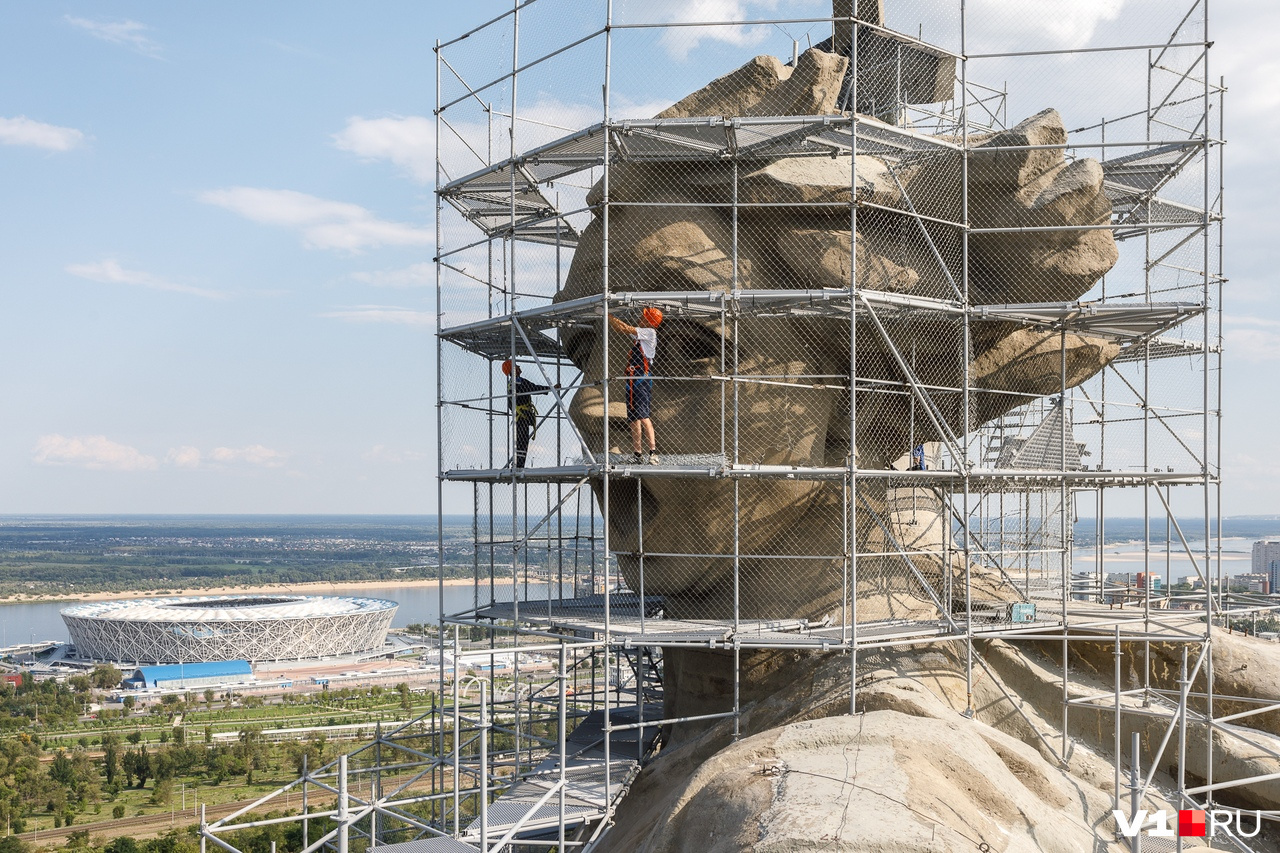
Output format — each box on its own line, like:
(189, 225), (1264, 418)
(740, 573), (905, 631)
(555, 48), (1120, 620)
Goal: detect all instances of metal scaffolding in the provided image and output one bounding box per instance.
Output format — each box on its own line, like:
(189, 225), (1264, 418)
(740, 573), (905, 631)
(203, 1), (1276, 851)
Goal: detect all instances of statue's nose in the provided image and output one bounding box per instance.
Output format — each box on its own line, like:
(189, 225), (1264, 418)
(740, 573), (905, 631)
(568, 385), (630, 437)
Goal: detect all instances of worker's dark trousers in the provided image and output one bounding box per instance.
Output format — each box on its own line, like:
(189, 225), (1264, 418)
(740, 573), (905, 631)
(515, 422), (532, 468)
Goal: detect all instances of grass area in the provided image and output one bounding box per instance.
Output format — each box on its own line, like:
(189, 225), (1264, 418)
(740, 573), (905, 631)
(20, 766), (308, 836)
(37, 697), (443, 748)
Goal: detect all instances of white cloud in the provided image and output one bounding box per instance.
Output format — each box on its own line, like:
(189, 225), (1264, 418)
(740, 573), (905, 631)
(334, 116), (435, 183)
(363, 445), (430, 464)
(0, 116), (85, 151)
(1216, 5), (1280, 166)
(163, 444), (285, 469)
(320, 305), (433, 326)
(33, 435), (158, 471)
(165, 446), (203, 469)
(352, 262), (434, 288)
(434, 94), (674, 178)
(968, 0), (1124, 50)
(1227, 327), (1280, 363)
(1224, 316), (1280, 363)
(66, 258), (224, 299)
(199, 187), (431, 252)
(209, 445), (286, 467)
(65, 16), (162, 57)
(616, 0), (772, 61)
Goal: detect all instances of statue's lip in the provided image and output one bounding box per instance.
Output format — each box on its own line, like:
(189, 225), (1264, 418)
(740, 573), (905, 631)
(606, 479), (660, 526)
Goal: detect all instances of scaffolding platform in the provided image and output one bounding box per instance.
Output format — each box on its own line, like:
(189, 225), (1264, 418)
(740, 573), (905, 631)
(1102, 142), (1213, 241)
(471, 597), (1067, 650)
(439, 115), (963, 247)
(438, 288), (1204, 363)
(443, 463), (1209, 488)
(460, 704), (662, 844)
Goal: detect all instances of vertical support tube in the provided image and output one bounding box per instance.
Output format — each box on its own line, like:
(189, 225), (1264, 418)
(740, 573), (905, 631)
(371, 732), (381, 847)
(301, 754), (308, 851)
(1130, 731), (1142, 853)
(338, 754), (349, 853)
(199, 804), (207, 853)
(1203, 1), (1218, 812)
(432, 42), (450, 824)
(1061, 331), (1070, 757)
(480, 681), (489, 853)
(508, 0), (521, 629)
(731, 151), (743, 739)
(846, 0), (861, 719)
(600, 0), (615, 822)
(558, 642), (568, 851)
(960, 0), (975, 718)
(636, 471), (647, 754)
(1177, 645), (1189, 810)
(1114, 626), (1122, 813)
(453, 628), (461, 837)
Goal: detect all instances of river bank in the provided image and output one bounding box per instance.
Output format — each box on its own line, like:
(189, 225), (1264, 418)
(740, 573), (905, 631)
(0, 575), (487, 606)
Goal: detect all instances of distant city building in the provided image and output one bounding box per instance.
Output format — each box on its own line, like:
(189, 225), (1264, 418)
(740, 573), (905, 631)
(1252, 540), (1280, 592)
(1234, 573), (1271, 594)
(1135, 572), (1161, 590)
(2, 673), (22, 688)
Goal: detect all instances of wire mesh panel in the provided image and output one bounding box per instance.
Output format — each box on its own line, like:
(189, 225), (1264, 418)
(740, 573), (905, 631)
(426, 0), (1228, 848)
(436, 0), (1221, 639)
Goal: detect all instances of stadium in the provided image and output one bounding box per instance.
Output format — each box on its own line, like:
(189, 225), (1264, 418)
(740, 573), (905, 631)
(61, 595), (398, 664)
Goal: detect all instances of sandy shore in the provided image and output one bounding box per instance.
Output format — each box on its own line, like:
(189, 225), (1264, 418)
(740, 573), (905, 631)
(0, 576), (482, 606)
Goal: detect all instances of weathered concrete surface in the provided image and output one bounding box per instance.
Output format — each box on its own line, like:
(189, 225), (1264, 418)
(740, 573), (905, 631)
(600, 639), (1280, 851)
(602, 645), (1135, 852)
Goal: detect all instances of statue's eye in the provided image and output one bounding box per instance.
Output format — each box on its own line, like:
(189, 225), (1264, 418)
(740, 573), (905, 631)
(561, 328), (596, 368)
(669, 322), (722, 362)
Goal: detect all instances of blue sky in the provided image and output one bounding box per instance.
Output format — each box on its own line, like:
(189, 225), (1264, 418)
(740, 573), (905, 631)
(1, 1), (1277, 515)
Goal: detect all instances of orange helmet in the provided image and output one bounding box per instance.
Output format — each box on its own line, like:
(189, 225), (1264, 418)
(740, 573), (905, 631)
(501, 359), (515, 376)
(642, 307), (663, 328)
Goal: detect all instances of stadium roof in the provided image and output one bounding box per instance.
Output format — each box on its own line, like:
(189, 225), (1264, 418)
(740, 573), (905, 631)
(63, 594), (397, 623)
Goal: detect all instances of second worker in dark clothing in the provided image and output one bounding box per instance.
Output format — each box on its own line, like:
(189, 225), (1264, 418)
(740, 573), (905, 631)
(501, 360), (556, 468)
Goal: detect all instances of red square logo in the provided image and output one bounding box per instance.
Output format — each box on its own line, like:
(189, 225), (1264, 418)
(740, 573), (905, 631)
(1178, 810), (1207, 837)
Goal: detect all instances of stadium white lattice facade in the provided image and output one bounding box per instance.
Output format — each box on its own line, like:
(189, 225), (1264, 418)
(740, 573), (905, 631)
(61, 595), (398, 664)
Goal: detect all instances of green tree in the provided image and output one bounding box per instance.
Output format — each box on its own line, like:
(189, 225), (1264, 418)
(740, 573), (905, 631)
(90, 664), (123, 689)
(102, 735), (120, 786)
(123, 747), (151, 788)
(50, 751), (76, 786)
(149, 778), (173, 806)
(0, 836), (32, 853)
(237, 727), (265, 784)
(396, 682), (412, 712)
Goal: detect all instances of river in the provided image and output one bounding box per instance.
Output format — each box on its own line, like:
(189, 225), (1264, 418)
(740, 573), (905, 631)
(0, 581), (570, 647)
(0, 538), (1256, 647)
